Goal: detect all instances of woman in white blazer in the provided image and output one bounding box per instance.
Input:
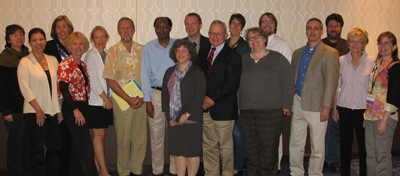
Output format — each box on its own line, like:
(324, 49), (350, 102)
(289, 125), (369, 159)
(17, 28), (62, 176)
(84, 26), (113, 176)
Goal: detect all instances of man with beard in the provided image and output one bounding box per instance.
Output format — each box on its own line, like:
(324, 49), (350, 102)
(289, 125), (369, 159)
(141, 17), (177, 176)
(103, 17), (147, 176)
(258, 12), (293, 174)
(321, 13), (349, 173)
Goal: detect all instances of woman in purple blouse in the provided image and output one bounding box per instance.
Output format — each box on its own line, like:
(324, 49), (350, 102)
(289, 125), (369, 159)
(332, 28), (375, 176)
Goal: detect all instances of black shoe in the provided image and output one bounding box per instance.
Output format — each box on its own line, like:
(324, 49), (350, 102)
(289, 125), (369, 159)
(323, 161), (329, 168)
(329, 162), (341, 173)
(277, 169), (281, 175)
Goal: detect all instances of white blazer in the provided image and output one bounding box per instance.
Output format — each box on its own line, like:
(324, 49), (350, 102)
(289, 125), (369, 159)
(84, 47), (108, 106)
(17, 53), (60, 116)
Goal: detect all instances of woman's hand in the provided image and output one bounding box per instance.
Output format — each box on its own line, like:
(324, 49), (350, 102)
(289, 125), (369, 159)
(36, 109), (46, 126)
(178, 113), (189, 125)
(57, 113), (64, 123)
(332, 109), (339, 123)
(377, 120), (387, 135)
(170, 119), (178, 126)
(73, 108), (85, 126)
(105, 99), (113, 109)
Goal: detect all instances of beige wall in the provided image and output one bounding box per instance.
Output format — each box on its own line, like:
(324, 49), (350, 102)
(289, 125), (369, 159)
(0, 0), (399, 56)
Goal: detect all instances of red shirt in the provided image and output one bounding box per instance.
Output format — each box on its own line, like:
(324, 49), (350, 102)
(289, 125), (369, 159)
(57, 57), (90, 101)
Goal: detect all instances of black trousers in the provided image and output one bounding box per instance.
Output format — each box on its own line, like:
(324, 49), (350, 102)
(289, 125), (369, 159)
(61, 102), (97, 176)
(240, 109), (284, 176)
(337, 106), (366, 176)
(3, 112), (30, 176)
(24, 113), (60, 176)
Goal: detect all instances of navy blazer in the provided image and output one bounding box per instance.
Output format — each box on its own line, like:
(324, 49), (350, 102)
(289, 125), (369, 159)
(196, 43), (242, 121)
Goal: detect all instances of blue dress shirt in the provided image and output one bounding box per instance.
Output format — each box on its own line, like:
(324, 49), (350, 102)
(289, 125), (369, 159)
(295, 41), (321, 96)
(141, 38), (176, 102)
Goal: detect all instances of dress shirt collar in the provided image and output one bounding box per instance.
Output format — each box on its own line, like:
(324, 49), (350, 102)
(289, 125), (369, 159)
(188, 35), (201, 52)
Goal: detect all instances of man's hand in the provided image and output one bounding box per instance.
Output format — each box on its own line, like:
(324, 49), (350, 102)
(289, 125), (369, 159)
(4, 114), (13, 122)
(320, 107), (330, 122)
(127, 97), (143, 109)
(202, 96), (215, 110)
(283, 109), (291, 116)
(332, 109), (339, 123)
(146, 102), (155, 118)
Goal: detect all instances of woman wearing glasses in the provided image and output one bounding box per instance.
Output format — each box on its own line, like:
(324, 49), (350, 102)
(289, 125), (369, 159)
(238, 27), (293, 175)
(364, 31), (399, 176)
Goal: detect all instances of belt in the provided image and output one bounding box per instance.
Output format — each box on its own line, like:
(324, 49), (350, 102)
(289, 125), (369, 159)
(151, 86), (162, 91)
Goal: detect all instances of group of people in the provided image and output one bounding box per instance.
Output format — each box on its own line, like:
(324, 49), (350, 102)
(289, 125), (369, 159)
(0, 11), (399, 176)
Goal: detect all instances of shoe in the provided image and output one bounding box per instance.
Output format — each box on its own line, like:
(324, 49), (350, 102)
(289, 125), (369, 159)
(277, 169), (280, 174)
(234, 170), (243, 176)
(131, 173), (142, 176)
(152, 174), (163, 176)
(170, 173), (177, 176)
(329, 162), (341, 173)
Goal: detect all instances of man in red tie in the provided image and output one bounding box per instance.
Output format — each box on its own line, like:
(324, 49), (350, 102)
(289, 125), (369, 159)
(196, 20), (242, 176)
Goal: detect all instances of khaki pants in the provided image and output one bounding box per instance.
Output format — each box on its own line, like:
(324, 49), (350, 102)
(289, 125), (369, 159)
(113, 99), (147, 175)
(202, 112), (234, 176)
(148, 89), (176, 174)
(289, 94), (327, 176)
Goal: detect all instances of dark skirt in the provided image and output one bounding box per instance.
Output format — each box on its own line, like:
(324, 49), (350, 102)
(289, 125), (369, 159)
(86, 105), (113, 129)
(168, 121), (203, 157)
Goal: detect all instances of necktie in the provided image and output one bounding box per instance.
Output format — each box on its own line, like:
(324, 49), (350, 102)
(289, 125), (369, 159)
(207, 48), (216, 77)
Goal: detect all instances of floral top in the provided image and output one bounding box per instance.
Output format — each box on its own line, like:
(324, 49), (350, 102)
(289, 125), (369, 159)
(57, 57), (90, 101)
(103, 41), (143, 86)
(365, 59), (398, 121)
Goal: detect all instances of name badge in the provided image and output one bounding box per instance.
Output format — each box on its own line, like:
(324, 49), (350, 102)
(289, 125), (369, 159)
(366, 94), (375, 104)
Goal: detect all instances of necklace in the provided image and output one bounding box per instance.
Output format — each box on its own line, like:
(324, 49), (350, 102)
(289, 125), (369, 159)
(40, 57), (47, 69)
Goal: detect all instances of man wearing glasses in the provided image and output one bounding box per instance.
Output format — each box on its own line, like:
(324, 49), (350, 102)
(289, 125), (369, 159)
(196, 20), (242, 176)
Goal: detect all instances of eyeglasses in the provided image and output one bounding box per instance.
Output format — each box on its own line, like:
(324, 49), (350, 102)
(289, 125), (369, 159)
(262, 20), (275, 24)
(378, 42), (392, 46)
(350, 40), (363, 45)
(176, 49), (189, 53)
(156, 25), (169, 29)
(208, 32), (224, 36)
(248, 34), (262, 41)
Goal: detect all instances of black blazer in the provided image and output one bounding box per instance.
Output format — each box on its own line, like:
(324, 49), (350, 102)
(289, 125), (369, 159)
(196, 44), (242, 121)
(387, 63), (400, 108)
(44, 39), (69, 63)
(184, 35), (211, 53)
(161, 64), (207, 122)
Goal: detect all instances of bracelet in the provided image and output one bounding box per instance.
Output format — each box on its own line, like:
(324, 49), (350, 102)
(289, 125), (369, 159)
(333, 108), (337, 110)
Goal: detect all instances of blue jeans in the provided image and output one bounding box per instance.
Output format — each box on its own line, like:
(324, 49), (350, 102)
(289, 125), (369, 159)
(233, 116), (245, 171)
(325, 110), (340, 163)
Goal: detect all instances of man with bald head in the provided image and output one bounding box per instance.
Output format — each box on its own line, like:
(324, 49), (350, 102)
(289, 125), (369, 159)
(196, 20), (242, 176)
(141, 17), (177, 176)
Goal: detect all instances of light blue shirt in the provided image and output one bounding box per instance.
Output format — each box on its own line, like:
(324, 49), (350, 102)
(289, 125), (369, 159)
(141, 38), (176, 102)
(296, 41), (320, 96)
(209, 42), (225, 65)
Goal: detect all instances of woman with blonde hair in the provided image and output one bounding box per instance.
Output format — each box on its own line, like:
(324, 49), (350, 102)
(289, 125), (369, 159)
(332, 28), (375, 176)
(84, 26), (113, 176)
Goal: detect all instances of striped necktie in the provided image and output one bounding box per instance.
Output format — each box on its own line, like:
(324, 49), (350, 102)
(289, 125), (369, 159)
(207, 48), (216, 77)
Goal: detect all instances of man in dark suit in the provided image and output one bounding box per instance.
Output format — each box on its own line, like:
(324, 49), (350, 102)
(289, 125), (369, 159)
(183, 13), (210, 53)
(289, 18), (339, 176)
(196, 20), (241, 176)
(321, 13), (349, 173)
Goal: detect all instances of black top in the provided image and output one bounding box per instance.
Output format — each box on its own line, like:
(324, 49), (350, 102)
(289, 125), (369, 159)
(44, 70), (52, 98)
(387, 63), (400, 108)
(44, 38), (69, 63)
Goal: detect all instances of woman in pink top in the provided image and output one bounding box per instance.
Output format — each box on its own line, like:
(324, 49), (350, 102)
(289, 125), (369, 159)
(332, 28), (375, 176)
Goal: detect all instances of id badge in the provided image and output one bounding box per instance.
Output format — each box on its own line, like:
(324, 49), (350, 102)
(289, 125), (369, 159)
(366, 94), (375, 104)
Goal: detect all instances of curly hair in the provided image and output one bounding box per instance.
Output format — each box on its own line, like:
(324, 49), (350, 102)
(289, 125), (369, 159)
(64, 32), (90, 54)
(245, 27), (269, 46)
(169, 39), (197, 63)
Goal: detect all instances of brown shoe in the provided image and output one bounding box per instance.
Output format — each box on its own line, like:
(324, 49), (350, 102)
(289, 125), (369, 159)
(169, 174), (177, 176)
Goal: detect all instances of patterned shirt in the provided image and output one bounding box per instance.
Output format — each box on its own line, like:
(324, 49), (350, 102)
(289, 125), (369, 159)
(103, 41), (144, 86)
(57, 57), (90, 101)
(365, 59), (399, 121)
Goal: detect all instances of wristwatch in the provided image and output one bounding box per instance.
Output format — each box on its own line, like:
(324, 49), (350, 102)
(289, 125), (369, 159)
(186, 112), (191, 117)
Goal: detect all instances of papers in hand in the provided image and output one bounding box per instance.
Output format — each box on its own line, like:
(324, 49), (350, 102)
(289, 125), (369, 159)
(112, 80), (143, 111)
